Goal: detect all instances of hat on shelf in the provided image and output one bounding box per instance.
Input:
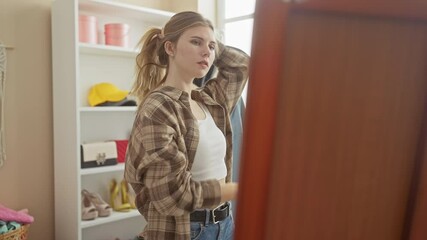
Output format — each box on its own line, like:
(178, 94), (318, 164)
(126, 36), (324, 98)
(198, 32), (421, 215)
(96, 98), (137, 107)
(88, 82), (136, 107)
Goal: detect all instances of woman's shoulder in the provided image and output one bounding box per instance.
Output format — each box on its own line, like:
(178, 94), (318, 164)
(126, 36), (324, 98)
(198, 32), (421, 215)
(139, 87), (180, 118)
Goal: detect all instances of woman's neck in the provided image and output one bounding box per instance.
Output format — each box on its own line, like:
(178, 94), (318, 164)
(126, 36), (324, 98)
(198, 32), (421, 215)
(164, 69), (196, 95)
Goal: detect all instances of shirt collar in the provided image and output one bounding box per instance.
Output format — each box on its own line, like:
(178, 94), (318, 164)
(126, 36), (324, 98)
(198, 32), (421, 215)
(152, 85), (187, 101)
(153, 85), (218, 106)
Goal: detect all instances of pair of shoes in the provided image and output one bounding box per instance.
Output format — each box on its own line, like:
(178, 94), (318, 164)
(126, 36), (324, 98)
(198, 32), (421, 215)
(121, 179), (137, 209)
(81, 189), (112, 220)
(134, 233), (145, 240)
(110, 179), (132, 212)
(81, 191), (97, 220)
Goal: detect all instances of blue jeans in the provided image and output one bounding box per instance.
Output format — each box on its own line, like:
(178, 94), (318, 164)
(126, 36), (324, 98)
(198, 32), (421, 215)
(190, 214), (234, 240)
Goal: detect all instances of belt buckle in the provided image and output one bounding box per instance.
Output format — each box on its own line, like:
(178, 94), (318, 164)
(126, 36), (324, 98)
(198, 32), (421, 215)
(211, 204), (222, 224)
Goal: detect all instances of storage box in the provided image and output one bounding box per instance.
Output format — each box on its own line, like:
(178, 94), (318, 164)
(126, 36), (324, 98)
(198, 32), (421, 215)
(104, 23), (130, 47)
(79, 15), (98, 44)
(81, 141), (118, 168)
(114, 140), (129, 163)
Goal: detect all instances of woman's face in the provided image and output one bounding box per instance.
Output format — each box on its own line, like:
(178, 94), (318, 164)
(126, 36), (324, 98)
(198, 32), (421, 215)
(170, 26), (216, 79)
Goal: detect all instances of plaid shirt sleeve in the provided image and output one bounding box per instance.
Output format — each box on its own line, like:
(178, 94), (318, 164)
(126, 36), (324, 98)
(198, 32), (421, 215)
(132, 95), (222, 216)
(204, 42), (250, 113)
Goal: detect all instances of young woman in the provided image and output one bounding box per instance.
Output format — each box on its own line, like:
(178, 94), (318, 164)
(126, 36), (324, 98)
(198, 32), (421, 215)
(124, 11), (250, 240)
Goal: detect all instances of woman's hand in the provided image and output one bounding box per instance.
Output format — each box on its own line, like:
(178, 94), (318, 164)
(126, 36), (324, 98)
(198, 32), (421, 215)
(220, 182), (239, 202)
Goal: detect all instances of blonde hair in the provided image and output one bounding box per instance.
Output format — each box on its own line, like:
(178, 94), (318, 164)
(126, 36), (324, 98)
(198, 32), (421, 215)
(131, 11), (215, 103)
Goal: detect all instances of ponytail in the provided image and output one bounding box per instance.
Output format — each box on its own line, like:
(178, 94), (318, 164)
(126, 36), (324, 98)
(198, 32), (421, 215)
(131, 28), (168, 103)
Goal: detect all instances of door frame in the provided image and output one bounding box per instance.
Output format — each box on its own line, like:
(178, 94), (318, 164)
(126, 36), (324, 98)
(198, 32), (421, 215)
(235, 1), (427, 239)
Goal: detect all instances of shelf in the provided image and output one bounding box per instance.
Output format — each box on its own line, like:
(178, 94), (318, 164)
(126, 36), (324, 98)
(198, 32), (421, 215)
(80, 106), (137, 112)
(79, 43), (138, 57)
(53, 0), (166, 238)
(81, 209), (141, 228)
(81, 163), (125, 175)
(79, 0), (174, 24)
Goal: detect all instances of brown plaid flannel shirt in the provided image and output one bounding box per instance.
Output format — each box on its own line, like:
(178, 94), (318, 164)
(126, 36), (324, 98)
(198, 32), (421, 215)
(124, 43), (250, 239)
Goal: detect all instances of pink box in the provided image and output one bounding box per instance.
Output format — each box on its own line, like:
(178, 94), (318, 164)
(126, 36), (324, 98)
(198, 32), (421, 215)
(104, 23), (130, 47)
(79, 15), (98, 44)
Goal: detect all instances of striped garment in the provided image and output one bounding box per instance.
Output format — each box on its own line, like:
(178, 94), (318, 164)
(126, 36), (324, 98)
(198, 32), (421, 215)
(124, 43), (250, 239)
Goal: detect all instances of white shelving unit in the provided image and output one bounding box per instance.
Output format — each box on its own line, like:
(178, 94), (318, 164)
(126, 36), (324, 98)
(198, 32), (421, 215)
(81, 210), (141, 229)
(52, 1), (174, 239)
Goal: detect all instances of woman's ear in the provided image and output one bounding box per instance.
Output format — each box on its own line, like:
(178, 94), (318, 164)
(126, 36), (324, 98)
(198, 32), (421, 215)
(164, 41), (175, 57)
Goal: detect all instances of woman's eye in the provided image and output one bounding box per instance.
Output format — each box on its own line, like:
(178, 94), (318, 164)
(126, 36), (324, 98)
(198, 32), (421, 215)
(209, 45), (216, 51)
(191, 40), (201, 45)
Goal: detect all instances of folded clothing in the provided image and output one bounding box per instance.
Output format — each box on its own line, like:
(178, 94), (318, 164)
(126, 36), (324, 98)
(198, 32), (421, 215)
(0, 204), (34, 224)
(0, 220), (21, 234)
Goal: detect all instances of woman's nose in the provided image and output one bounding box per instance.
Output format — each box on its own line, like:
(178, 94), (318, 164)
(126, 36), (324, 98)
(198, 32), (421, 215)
(202, 45), (211, 57)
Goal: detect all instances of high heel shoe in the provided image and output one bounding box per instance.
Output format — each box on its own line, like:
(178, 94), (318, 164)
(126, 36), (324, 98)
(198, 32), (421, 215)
(82, 189), (112, 217)
(110, 179), (132, 212)
(81, 191), (98, 220)
(121, 179), (137, 209)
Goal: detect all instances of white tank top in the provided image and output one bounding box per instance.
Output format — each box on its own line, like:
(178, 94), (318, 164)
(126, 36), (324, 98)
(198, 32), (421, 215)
(191, 104), (227, 181)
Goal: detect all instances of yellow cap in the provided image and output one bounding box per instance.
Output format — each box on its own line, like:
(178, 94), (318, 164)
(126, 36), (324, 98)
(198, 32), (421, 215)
(88, 82), (129, 106)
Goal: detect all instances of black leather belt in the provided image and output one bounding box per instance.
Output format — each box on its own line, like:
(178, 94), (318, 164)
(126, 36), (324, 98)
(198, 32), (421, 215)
(190, 202), (230, 224)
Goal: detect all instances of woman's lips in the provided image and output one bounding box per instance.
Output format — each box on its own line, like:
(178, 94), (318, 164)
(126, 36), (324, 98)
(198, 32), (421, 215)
(198, 60), (209, 68)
